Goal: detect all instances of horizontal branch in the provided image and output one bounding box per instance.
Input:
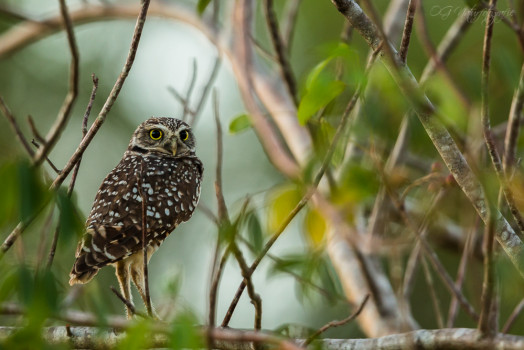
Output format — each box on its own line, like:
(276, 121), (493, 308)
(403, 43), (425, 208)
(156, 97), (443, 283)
(0, 327), (523, 350)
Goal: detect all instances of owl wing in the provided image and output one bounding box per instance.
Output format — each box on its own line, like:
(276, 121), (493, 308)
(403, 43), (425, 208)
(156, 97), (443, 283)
(69, 154), (203, 285)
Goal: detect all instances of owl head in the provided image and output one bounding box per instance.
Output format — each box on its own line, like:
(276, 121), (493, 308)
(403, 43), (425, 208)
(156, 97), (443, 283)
(128, 117), (196, 157)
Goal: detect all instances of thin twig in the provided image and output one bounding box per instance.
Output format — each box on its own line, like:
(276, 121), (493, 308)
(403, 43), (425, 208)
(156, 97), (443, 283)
(503, 62), (524, 175)
(304, 294), (369, 346)
(50, 0), (151, 190)
(190, 56), (221, 126)
(420, 256), (444, 328)
(502, 298), (524, 334)
(415, 0), (470, 109)
(398, 0), (416, 64)
(31, 140), (61, 174)
(67, 74), (99, 196)
(110, 286), (136, 316)
(480, 0), (524, 235)
(47, 75), (98, 270)
(221, 58), (374, 327)
(208, 249), (230, 330)
(182, 59), (198, 122)
(447, 226), (476, 327)
(0, 96), (34, 156)
(213, 90), (228, 222)
(374, 155), (480, 322)
(27, 115), (45, 144)
(33, 0), (80, 166)
(479, 209), (496, 338)
(238, 236), (346, 303)
(263, 0), (298, 105)
(330, 0), (524, 280)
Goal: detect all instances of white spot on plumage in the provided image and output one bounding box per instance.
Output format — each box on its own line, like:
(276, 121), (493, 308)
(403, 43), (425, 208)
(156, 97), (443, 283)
(165, 208), (170, 215)
(147, 210), (154, 217)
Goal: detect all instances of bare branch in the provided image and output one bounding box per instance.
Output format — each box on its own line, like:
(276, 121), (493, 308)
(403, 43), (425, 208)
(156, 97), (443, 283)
(50, 0), (151, 190)
(0, 96), (34, 156)
(447, 227), (476, 327)
(190, 56), (221, 126)
(398, 0), (416, 64)
(47, 74), (98, 270)
(479, 211), (496, 338)
(503, 62), (524, 175)
(502, 298), (524, 334)
(281, 0), (302, 51)
(213, 90), (228, 222)
(330, 0), (524, 280)
(31, 140), (61, 174)
(263, 0), (298, 105)
(33, 0), (80, 166)
(182, 58), (198, 122)
(304, 294), (369, 346)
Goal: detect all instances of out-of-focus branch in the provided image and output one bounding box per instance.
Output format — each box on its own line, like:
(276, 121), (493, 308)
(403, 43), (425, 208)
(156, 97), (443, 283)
(281, 0), (302, 51)
(503, 298), (524, 334)
(263, 0), (298, 105)
(47, 74), (98, 269)
(33, 0), (79, 166)
(304, 294), (369, 346)
(478, 0), (499, 338)
(230, 0), (301, 178)
(0, 97), (34, 156)
(503, 62), (524, 175)
(50, 0), (151, 190)
(398, 0), (416, 64)
(330, 0), (524, 280)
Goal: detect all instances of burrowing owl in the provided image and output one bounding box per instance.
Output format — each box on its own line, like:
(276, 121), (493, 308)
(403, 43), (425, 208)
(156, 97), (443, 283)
(69, 117), (203, 317)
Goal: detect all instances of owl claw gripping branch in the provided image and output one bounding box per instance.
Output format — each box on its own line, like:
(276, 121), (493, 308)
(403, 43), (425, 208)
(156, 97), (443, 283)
(69, 117), (203, 318)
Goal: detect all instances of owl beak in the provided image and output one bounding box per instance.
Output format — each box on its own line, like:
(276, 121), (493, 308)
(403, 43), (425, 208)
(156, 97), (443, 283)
(171, 142), (177, 156)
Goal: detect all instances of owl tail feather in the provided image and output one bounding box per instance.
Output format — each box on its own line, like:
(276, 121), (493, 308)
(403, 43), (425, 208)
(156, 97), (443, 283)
(69, 266), (99, 286)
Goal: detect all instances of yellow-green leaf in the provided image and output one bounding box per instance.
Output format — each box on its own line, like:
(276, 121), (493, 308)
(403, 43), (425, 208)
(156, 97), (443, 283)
(229, 114), (252, 134)
(304, 209), (327, 248)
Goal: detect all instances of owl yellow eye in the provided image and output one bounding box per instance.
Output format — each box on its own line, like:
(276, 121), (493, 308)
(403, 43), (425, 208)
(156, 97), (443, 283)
(180, 130), (189, 141)
(149, 129), (162, 140)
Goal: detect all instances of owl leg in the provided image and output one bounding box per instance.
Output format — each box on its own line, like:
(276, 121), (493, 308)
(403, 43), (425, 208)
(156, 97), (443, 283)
(115, 260), (134, 319)
(130, 253), (158, 319)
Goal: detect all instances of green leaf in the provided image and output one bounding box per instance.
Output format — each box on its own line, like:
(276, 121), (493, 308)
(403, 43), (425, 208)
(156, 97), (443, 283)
(298, 80), (345, 124)
(170, 311), (204, 350)
(229, 114), (251, 134)
(197, 0), (212, 15)
(247, 212), (263, 253)
(17, 161), (48, 224)
(56, 189), (84, 247)
(267, 185), (302, 232)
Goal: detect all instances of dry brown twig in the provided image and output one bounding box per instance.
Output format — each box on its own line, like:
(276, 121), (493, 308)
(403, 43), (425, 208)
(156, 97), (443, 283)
(304, 294), (369, 346)
(46, 74), (99, 270)
(33, 0), (79, 167)
(0, 0), (152, 260)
